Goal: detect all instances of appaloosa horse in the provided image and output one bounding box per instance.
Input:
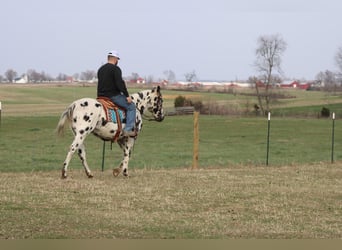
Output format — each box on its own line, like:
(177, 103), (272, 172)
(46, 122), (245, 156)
(56, 86), (164, 178)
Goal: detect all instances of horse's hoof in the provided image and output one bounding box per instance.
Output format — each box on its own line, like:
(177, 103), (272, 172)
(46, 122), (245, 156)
(123, 169), (129, 177)
(113, 168), (121, 177)
(61, 170), (67, 179)
(87, 173), (94, 178)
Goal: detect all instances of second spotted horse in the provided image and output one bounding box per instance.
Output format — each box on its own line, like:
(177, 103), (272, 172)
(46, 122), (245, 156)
(56, 86), (164, 178)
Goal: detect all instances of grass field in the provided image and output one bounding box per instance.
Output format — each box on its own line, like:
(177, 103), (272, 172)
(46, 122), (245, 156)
(1, 115), (342, 172)
(0, 165), (341, 239)
(0, 84), (341, 239)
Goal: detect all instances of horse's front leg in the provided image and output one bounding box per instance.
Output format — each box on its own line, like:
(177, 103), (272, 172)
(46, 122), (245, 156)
(113, 137), (135, 177)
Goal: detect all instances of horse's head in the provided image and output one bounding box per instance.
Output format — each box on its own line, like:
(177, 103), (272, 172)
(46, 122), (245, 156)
(148, 86), (164, 122)
(132, 86), (165, 122)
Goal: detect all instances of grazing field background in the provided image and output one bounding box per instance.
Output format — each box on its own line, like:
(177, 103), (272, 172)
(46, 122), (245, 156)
(0, 84), (341, 239)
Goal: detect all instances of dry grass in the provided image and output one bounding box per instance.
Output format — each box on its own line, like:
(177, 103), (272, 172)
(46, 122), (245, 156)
(0, 164), (341, 239)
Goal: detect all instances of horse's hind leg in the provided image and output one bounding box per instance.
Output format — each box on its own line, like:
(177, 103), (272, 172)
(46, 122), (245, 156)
(62, 149), (75, 179)
(61, 135), (85, 179)
(77, 144), (93, 178)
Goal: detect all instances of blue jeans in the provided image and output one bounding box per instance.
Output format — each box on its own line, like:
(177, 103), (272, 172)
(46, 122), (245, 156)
(111, 94), (136, 131)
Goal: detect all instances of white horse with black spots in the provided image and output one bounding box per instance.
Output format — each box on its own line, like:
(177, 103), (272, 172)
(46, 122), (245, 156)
(56, 86), (164, 178)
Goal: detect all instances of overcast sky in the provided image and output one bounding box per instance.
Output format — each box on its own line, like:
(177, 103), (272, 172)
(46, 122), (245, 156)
(1, 0), (342, 81)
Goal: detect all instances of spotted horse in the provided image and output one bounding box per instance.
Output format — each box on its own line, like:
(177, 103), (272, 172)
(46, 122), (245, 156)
(56, 86), (164, 179)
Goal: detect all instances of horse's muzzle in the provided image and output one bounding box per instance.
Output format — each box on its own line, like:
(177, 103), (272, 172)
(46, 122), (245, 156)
(155, 115), (164, 122)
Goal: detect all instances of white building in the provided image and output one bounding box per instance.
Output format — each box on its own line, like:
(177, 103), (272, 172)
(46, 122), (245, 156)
(14, 75), (28, 83)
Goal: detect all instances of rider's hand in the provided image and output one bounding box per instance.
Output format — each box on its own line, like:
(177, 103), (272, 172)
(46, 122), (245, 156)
(126, 96), (132, 103)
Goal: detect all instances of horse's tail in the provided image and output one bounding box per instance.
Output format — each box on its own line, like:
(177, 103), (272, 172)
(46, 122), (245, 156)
(56, 103), (75, 137)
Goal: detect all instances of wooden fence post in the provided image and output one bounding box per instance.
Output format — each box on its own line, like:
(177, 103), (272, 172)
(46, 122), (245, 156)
(192, 111), (199, 169)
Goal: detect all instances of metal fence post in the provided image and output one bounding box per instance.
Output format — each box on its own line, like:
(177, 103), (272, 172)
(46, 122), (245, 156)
(331, 112), (335, 163)
(101, 140), (106, 171)
(266, 112), (271, 166)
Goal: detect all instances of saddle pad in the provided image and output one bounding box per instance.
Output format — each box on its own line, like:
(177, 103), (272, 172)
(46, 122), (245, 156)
(108, 109), (125, 123)
(97, 96), (126, 123)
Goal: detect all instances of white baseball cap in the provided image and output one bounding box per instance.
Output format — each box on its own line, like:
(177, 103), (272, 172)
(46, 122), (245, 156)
(108, 50), (120, 59)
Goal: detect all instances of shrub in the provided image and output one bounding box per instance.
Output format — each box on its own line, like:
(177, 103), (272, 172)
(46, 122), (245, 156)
(193, 100), (203, 112)
(321, 107), (330, 117)
(174, 95), (187, 107)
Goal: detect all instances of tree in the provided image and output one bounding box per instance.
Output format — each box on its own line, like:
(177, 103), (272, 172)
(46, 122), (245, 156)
(27, 69), (41, 82)
(146, 75), (154, 84)
(73, 73), (80, 81)
(80, 70), (96, 81)
(316, 70), (338, 92)
(184, 70), (197, 82)
(254, 34), (287, 114)
(163, 70), (176, 83)
(130, 72), (140, 83)
(335, 46), (342, 73)
(56, 73), (68, 81)
(5, 69), (17, 83)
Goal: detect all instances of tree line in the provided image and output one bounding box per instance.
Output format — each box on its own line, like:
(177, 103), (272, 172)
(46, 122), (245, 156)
(0, 69), (97, 83)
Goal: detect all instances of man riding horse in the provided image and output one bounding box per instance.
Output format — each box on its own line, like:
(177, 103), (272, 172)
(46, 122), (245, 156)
(97, 50), (136, 137)
(56, 50), (164, 178)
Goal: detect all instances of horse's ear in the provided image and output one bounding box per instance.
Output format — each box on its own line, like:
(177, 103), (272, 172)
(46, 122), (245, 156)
(157, 85), (161, 93)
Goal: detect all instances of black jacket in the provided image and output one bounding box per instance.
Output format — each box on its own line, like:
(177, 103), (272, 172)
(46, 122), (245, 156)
(97, 63), (129, 97)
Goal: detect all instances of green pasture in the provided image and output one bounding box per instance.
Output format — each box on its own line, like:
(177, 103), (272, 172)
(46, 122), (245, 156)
(1, 84), (342, 172)
(0, 84), (342, 239)
(1, 111), (342, 173)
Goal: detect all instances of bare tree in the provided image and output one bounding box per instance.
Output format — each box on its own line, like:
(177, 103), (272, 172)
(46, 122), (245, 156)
(5, 69), (17, 83)
(335, 46), (342, 74)
(146, 75), (154, 84)
(56, 73), (68, 81)
(335, 46), (342, 86)
(73, 73), (80, 81)
(163, 69), (176, 83)
(184, 70), (197, 82)
(254, 34), (287, 114)
(80, 70), (96, 81)
(130, 72), (140, 83)
(27, 69), (41, 82)
(316, 70), (338, 92)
